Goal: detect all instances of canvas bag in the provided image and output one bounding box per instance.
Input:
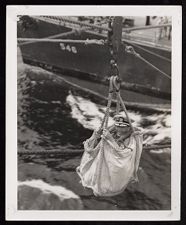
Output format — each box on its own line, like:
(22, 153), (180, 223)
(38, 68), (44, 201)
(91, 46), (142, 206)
(76, 76), (143, 196)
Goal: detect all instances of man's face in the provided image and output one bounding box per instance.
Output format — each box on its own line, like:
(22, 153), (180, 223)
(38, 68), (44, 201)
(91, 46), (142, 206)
(115, 125), (130, 134)
(113, 115), (131, 134)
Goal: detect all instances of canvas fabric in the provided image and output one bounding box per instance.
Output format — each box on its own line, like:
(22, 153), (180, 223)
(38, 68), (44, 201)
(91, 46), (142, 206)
(77, 129), (143, 196)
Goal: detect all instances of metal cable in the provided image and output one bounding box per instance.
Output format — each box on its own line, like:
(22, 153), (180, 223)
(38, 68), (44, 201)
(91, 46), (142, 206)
(137, 54), (171, 79)
(99, 77), (114, 132)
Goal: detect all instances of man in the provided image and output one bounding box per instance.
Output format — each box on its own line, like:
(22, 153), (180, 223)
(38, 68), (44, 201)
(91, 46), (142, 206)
(109, 114), (133, 148)
(101, 113), (141, 151)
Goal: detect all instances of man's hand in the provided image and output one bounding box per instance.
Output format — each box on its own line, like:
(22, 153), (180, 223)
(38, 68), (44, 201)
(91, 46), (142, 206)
(132, 130), (141, 136)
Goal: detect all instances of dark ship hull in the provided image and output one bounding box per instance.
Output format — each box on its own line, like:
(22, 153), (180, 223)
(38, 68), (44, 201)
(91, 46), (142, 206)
(17, 16), (171, 106)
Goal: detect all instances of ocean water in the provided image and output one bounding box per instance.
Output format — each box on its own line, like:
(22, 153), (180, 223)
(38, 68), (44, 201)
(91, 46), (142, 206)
(18, 64), (171, 210)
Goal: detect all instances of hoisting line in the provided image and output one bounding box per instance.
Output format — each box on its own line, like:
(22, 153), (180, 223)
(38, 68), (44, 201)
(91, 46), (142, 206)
(112, 76), (135, 132)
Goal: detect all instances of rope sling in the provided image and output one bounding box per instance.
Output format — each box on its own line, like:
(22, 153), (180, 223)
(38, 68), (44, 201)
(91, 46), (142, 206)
(76, 76), (143, 196)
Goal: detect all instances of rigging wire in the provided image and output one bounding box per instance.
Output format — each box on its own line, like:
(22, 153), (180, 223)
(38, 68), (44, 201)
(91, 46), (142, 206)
(125, 45), (171, 79)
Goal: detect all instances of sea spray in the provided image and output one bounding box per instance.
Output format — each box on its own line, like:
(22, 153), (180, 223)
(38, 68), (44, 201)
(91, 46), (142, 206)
(66, 93), (171, 147)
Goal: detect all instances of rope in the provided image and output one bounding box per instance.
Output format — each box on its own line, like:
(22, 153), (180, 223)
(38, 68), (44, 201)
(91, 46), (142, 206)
(98, 77), (114, 132)
(104, 78), (114, 129)
(112, 76), (134, 132)
(40, 16), (111, 32)
(116, 91), (120, 115)
(18, 144), (171, 156)
(137, 54), (171, 79)
(98, 75), (135, 133)
(125, 46), (171, 79)
(98, 75), (134, 132)
(122, 23), (172, 33)
(118, 93), (134, 132)
(18, 38), (105, 45)
(123, 40), (171, 62)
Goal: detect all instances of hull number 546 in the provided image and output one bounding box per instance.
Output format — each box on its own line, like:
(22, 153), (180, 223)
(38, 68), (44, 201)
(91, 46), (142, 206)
(59, 43), (77, 54)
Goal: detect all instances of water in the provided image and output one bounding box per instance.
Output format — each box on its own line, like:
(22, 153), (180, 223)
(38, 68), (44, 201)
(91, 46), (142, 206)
(18, 64), (171, 210)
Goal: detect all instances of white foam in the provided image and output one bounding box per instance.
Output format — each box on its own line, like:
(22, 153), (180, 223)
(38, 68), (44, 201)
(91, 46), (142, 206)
(150, 148), (171, 154)
(66, 94), (108, 130)
(18, 179), (80, 200)
(66, 93), (171, 146)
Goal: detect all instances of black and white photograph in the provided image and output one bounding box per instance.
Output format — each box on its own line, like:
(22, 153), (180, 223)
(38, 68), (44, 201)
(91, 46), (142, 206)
(6, 5), (181, 221)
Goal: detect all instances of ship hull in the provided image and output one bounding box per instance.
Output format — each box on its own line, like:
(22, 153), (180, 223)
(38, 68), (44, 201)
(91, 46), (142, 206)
(17, 17), (171, 106)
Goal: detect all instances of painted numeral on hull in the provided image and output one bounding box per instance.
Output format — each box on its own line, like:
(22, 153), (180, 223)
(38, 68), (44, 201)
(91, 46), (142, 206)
(59, 43), (77, 54)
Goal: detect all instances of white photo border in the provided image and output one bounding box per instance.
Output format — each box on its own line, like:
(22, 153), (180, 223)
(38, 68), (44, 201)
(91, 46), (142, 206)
(6, 5), (182, 221)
